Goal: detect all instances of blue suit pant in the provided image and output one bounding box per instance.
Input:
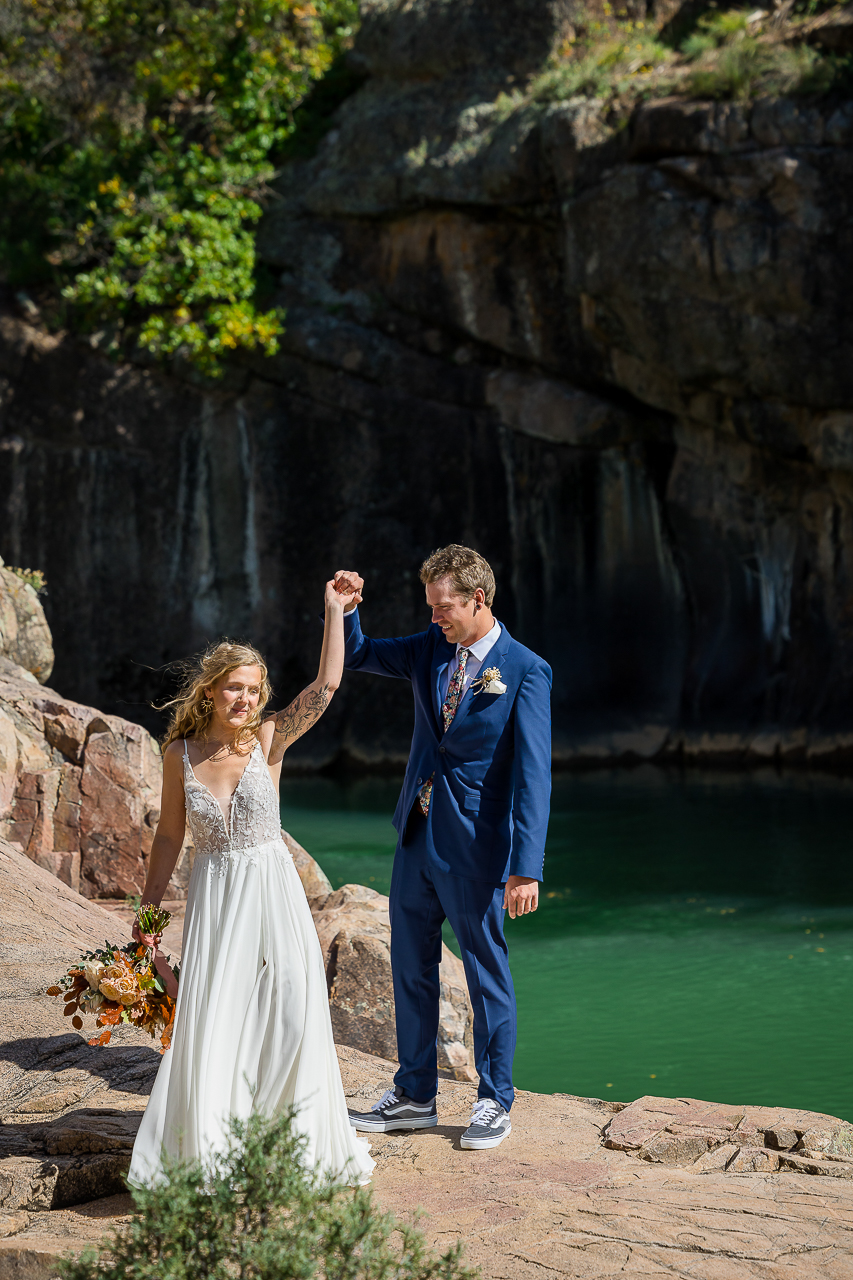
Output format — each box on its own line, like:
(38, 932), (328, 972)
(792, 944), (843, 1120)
(389, 812), (516, 1112)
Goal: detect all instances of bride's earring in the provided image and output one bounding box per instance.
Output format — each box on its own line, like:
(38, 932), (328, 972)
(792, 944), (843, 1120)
(201, 697), (214, 713)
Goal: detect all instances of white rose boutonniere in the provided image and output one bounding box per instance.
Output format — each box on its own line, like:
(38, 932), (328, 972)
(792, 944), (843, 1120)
(472, 666), (507, 696)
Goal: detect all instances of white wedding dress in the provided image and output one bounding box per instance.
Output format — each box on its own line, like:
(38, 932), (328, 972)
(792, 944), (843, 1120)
(128, 738), (374, 1187)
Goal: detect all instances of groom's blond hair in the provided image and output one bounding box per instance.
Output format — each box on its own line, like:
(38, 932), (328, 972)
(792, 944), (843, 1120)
(419, 544), (496, 607)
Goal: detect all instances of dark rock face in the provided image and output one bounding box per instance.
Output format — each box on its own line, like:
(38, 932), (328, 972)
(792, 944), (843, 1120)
(1, 0), (853, 767)
(354, 0), (578, 79)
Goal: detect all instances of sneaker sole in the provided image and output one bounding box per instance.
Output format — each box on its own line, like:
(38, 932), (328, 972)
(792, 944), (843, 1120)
(349, 1115), (438, 1133)
(460, 1122), (512, 1150)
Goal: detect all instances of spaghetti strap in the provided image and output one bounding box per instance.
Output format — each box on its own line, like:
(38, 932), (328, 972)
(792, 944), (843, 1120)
(182, 738), (190, 763)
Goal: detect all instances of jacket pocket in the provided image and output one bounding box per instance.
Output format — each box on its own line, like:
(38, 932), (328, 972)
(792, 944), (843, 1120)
(462, 789), (480, 814)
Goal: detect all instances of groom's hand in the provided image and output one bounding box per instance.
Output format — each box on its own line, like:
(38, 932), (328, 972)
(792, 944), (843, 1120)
(504, 875), (539, 919)
(333, 570), (364, 613)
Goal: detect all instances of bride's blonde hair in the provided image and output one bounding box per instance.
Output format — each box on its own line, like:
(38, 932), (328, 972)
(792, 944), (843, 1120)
(160, 640), (272, 752)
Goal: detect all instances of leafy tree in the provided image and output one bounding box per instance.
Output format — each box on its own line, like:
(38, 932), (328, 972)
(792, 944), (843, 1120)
(0, 0), (358, 375)
(60, 1106), (478, 1280)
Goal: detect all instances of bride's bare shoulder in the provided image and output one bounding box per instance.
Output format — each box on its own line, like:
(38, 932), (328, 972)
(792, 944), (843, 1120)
(163, 739), (188, 763)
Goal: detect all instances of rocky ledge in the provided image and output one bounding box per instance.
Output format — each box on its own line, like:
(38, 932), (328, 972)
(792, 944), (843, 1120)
(3, 835), (853, 1279)
(3, 1051), (853, 1280)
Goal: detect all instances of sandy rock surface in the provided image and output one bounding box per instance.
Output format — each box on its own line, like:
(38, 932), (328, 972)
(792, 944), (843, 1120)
(3, 1041), (853, 1279)
(2, 836), (853, 1278)
(342, 1053), (853, 1279)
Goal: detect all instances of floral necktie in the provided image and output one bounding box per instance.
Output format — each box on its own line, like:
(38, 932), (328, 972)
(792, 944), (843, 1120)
(418, 649), (470, 817)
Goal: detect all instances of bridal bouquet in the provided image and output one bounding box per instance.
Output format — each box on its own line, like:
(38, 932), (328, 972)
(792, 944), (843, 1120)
(48, 906), (179, 1051)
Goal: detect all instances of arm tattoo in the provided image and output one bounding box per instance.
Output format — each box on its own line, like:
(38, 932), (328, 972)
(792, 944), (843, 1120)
(273, 684), (331, 749)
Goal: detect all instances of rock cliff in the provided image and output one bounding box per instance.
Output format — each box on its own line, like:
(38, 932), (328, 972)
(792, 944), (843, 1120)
(0, 579), (187, 899)
(2, 0), (853, 766)
(0, 560), (53, 685)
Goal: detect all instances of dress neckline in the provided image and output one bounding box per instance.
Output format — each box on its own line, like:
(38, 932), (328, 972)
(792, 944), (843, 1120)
(183, 737), (260, 816)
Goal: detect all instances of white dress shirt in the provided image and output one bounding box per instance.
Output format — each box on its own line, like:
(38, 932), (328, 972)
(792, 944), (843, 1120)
(440, 619), (502, 706)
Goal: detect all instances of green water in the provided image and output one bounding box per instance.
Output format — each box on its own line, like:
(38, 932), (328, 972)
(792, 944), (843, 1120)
(280, 770), (853, 1121)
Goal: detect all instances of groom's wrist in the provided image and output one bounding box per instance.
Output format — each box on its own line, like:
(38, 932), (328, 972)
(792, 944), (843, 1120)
(508, 865), (543, 882)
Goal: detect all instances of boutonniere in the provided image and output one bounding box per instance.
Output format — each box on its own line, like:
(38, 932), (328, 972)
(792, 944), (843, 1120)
(471, 666), (507, 696)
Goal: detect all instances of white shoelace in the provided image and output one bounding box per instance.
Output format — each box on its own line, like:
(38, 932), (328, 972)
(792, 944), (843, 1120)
(469, 1098), (502, 1128)
(372, 1087), (399, 1113)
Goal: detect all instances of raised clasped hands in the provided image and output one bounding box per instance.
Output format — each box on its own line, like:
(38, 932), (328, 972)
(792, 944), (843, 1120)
(504, 875), (539, 919)
(332, 570), (364, 613)
(326, 575), (361, 613)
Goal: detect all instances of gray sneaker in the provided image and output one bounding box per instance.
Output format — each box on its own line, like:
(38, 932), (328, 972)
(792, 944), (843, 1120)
(348, 1086), (438, 1132)
(460, 1099), (512, 1149)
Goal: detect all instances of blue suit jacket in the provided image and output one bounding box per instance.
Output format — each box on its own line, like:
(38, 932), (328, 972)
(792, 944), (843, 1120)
(343, 609), (552, 884)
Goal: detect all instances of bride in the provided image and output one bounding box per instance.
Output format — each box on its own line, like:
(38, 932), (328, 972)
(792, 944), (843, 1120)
(128, 578), (374, 1187)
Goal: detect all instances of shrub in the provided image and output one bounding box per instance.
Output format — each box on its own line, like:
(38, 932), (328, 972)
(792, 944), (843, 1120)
(680, 7), (752, 60)
(532, 24), (673, 102)
(529, 4), (851, 111)
(688, 37), (838, 98)
(60, 1106), (479, 1280)
(5, 566), (47, 593)
(0, 0), (359, 376)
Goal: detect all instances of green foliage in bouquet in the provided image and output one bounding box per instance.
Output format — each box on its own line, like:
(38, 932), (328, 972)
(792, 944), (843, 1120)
(136, 903), (173, 937)
(0, 0), (359, 376)
(50, 940), (180, 1046)
(60, 1106), (479, 1280)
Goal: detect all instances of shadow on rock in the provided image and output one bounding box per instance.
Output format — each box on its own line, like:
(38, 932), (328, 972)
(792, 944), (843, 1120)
(1, 1033), (161, 1109)
(0, 1108), (142, 1210)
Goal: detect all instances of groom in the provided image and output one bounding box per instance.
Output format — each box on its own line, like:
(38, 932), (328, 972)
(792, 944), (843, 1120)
(335, 545), (551, 1149)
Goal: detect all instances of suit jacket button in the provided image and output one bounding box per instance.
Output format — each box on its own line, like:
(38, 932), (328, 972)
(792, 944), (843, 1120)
(439, 746), (446, 754)
(417, 778), (422, 785)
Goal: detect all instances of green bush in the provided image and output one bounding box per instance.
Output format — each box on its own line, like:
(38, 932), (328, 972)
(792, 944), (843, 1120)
(680, 7), (752, 60)
(60, 1106), (478, 1280)
(688, 36), (839, 98)
(0, 0), (358, 376)
(5, 566), (47, 593)
(532, 24), (673, 102)
(529, 4), (851, 111)
(677, 8), (851, 100)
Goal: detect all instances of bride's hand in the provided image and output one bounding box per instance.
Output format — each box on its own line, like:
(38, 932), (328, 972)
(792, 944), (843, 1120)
(132, 920), (159, 950)
(332, 570), (364, 613)
(326, 577), (361, 612)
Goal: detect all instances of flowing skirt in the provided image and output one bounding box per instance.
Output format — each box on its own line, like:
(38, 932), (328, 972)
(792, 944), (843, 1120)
(128, 837), (374, 1187)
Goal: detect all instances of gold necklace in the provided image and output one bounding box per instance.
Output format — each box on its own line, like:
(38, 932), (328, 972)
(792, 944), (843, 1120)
(203, 737), (242, 761)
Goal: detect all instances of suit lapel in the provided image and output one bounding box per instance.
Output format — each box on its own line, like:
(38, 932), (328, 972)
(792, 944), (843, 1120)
(434, 659), (449, 724)
(443, 623), (512, 740)
(430, 628), (454, 734)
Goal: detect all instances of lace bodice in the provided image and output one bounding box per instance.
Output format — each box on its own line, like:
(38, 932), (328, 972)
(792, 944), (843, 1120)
(182, 739), (282, 858)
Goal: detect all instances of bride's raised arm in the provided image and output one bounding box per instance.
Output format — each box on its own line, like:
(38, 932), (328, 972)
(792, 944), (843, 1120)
(265, 577), (361, 765)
